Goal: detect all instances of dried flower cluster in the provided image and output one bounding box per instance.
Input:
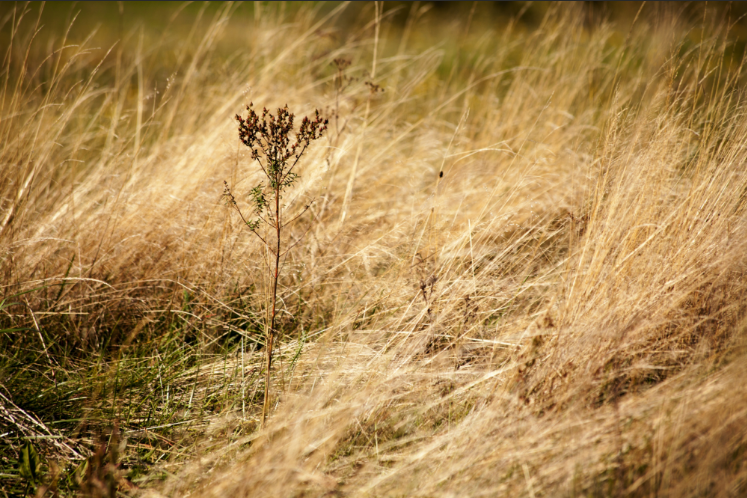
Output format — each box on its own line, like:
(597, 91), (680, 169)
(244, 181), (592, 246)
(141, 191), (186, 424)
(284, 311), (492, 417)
(236, 103), (327, 191)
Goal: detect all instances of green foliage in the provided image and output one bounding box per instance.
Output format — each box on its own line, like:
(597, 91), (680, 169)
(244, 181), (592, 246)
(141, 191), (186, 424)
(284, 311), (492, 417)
(18, 443), (42, 486)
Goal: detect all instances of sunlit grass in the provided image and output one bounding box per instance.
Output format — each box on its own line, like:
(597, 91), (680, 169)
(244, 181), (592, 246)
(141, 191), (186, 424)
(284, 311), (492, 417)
(1, 2), (747, 496)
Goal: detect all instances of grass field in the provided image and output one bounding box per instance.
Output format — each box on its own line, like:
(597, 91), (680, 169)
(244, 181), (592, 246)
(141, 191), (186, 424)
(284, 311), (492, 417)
(2, 2), (747, 496)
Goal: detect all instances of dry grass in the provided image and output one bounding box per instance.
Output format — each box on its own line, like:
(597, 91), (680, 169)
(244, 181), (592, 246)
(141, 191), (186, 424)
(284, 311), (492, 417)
(2, 2), (747, 496)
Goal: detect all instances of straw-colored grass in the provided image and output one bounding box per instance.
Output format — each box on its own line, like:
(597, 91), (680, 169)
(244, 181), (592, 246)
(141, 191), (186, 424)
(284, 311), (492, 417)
(1, 2), (746, 496)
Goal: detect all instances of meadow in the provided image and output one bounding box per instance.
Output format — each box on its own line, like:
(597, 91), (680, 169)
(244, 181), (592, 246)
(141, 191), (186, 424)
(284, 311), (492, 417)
(2, 2), (747, 496)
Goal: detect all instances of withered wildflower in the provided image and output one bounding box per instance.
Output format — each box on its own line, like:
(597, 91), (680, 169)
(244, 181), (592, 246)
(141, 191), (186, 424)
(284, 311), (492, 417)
(225, 103), (327, 425)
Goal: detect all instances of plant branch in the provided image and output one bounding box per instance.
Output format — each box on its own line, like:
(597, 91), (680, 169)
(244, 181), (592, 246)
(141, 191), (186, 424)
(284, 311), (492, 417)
(282, 202), (314, 229)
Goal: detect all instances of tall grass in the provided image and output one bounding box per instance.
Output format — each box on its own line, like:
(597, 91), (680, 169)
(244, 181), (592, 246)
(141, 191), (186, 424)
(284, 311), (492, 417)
(1, 2), (746, 496)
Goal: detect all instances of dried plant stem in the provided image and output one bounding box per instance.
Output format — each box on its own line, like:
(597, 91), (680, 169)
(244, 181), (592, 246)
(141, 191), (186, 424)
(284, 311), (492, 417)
(262, 191), (282, 425)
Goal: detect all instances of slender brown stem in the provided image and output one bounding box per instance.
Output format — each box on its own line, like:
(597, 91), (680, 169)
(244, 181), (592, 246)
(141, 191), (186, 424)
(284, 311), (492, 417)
(262, 184), (283, 425)
(261, 327), (274, 424)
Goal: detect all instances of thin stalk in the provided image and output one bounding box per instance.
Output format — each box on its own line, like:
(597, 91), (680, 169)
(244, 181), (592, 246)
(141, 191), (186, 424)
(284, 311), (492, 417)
(262, 182), (282, 425)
